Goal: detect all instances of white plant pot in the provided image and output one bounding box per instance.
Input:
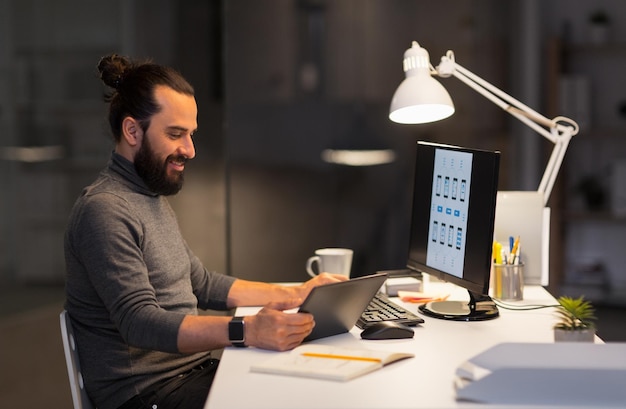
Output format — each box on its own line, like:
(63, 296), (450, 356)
(554, 328), (596, 343)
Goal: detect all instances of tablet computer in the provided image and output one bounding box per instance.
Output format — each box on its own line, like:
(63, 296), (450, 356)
(299, 272), (388, 342)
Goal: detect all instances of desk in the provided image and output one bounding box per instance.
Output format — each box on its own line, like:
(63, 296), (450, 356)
(204, 283), (590, 409)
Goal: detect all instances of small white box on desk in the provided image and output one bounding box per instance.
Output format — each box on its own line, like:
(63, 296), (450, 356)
(385, 277), (423, 296)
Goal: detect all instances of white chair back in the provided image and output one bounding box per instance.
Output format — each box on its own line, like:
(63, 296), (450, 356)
(60, 310), (95, 409)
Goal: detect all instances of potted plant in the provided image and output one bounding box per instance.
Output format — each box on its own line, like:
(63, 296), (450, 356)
(554, 296), (597, 342)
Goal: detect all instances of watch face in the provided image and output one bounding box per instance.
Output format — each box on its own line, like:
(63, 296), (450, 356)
(229, 317), (245, 345)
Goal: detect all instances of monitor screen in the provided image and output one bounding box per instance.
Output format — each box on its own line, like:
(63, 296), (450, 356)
(407, 141), (501, 321)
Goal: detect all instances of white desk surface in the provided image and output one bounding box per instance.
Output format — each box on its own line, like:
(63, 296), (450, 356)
(204, 283), (595, 409)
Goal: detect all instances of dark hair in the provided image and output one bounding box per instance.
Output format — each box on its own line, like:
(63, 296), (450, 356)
(97, 54), (195, 141)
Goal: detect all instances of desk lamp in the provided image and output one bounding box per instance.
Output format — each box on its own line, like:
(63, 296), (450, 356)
(390, 41), (579, 205)
(389, 41), (580, 285)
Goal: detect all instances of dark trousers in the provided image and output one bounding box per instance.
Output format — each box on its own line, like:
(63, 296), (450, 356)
(117, 358), (219, 409)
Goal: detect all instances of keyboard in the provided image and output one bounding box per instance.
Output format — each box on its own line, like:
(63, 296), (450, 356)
(357, 292), (424, 329)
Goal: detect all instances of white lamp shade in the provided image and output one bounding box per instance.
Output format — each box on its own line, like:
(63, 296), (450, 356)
(389, 74), (455, 124)
(389, 42), (455, 124)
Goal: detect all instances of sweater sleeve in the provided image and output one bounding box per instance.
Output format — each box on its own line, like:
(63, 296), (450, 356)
(186, 243), (236, 311)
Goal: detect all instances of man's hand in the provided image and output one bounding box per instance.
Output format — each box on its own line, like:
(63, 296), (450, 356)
(245, 300), (315, 351)
(224, 273), (348, 351)
(295, 272), (348, 301)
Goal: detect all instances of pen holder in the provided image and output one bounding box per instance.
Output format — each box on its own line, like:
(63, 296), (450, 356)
(492, 263), (524, 301)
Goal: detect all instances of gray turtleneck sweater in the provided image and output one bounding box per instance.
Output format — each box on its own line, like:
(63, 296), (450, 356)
(64, 152), (235, 409)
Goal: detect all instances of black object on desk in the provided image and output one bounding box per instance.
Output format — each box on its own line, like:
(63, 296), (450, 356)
(357, 292), (424, 329)
(360, 321), (415, 340)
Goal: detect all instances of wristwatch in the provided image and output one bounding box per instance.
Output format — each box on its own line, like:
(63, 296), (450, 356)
(228, 316), (247, 347)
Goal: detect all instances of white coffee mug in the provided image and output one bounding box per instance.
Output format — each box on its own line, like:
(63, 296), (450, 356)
(306, 248), (353, 278)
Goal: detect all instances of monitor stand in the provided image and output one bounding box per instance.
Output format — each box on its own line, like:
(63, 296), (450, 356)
(418, 290), (499, 321)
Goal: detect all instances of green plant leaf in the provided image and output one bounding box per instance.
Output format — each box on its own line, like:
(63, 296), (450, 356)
(554, 296), (596, 330)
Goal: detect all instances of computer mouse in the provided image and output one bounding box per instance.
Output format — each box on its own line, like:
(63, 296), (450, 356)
(360, 321), (415, 340)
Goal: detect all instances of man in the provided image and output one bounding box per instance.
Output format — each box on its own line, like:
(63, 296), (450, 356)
(64, 54), (346, 409)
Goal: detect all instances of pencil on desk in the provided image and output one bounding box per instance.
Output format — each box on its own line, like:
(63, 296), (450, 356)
(301, 352), (382, 363)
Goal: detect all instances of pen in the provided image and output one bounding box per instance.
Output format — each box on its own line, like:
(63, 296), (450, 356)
(301, 352), (382, 363)
(510, 236), (520, 264)
(511, 236), (520, 255)
(399, 294), (450, 303)
(513, 243), (521, 265)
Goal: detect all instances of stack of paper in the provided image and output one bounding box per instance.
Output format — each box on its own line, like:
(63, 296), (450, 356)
(455, 343), (626, 407)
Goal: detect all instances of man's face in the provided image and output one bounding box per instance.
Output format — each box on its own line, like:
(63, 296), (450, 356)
(134, 86), (198, 196)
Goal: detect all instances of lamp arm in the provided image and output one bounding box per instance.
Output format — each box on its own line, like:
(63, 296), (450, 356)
(435, 51), (579, 206)
(538, 129), (573, 206)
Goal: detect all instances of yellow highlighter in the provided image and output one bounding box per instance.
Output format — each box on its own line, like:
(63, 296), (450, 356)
(493, 241), (503, 297)
(493, 241), (503, 265)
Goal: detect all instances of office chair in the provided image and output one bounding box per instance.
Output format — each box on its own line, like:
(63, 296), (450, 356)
(60, 310), (96, 409)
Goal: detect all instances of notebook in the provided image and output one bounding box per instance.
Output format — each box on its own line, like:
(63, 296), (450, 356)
(251, 344), (414, 381)
(299, 272), (388, 342)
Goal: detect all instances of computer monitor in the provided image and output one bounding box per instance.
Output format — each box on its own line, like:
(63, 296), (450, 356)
(407, 141), (500, 321)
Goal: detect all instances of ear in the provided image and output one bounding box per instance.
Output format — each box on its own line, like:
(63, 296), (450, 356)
(121, 116), (142, 148)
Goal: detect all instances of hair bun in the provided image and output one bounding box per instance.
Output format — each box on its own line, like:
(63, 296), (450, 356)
(98, 54), (131, 89)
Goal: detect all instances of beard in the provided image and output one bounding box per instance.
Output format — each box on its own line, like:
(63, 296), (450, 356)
(134, 137), (187, 196)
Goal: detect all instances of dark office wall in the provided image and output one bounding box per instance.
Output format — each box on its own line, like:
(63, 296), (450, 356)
(0, 0), (229, 284)
(223, 0), (510, 282)
(0, 0), (513, 285)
